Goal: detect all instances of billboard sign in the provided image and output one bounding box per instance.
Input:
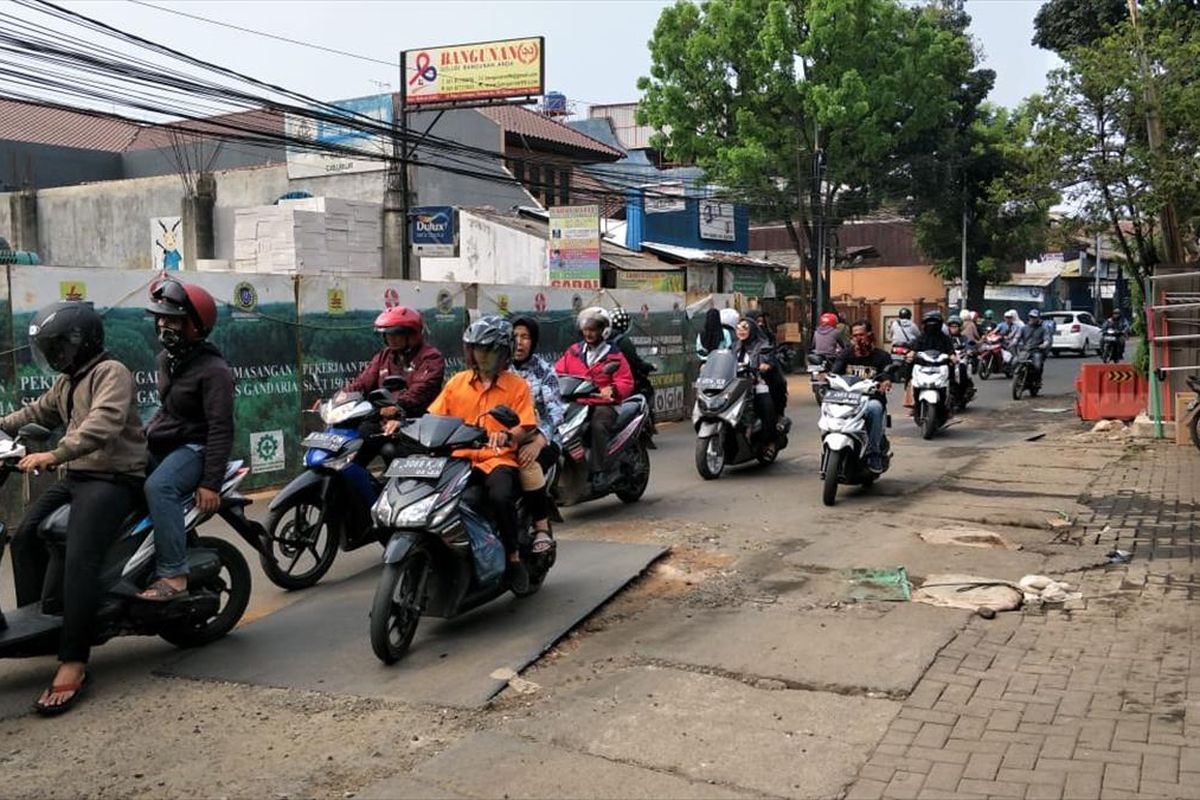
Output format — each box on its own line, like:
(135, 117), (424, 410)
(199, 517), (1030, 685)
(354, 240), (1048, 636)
(699, 199), (735, 241)
(547, 205), (601, 289)
(285, 94), (393, 179)
(411, 206), (457, 256)
(644, 182), (686, 214)
(403, 37), (544, 109)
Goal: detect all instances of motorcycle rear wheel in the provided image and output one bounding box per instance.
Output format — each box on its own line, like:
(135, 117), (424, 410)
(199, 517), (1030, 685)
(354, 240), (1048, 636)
(616, 440), (651, 503)
(370, 546), (429, 664)
(159, 537), (252, 649)
(822, 449), (842, 507)
(262, 495), (340, 590)
(695, 433), (724, 480)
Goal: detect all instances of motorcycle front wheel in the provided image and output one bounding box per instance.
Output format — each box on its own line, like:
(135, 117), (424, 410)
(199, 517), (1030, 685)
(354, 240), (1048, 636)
(370, 546), (429, 664)
(979, 358), (993, 381)
(822, 449), (842, 507)
(1011, 367), (1025, 401)
(262, 494), (340, 590)
(920, 401), (938, 440)
(695, 432), (725, 480)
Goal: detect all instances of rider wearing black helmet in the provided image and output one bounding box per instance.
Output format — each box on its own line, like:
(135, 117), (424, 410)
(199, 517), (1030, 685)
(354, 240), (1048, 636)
(889, 307), (920, 345)
(0, 301), (146, 715)
(607, 307), (657, 435)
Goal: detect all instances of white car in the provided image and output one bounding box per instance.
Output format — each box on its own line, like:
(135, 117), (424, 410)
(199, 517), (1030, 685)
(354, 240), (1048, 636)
(1046, 311), (1101, 356)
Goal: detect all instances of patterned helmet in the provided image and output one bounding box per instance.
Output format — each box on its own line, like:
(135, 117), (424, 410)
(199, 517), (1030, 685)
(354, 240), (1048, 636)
(610, 307), (631, 335)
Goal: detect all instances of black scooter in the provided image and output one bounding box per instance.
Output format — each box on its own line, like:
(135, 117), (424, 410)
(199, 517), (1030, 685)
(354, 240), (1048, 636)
(0, 424), (257, 658)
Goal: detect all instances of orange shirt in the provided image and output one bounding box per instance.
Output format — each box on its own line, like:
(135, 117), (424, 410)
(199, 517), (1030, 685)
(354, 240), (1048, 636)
(427, 370), (537, 473)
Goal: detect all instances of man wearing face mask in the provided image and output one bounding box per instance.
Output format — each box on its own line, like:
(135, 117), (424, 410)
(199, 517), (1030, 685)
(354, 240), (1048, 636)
(831, 321), (894, 473)
(137, 279), (234, 601)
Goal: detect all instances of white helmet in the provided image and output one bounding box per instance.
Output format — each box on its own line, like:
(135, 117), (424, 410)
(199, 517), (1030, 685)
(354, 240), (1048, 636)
(719, 308), (741, 328)
(577, 306), (611, 338)
(1004, 309), (1018, 320)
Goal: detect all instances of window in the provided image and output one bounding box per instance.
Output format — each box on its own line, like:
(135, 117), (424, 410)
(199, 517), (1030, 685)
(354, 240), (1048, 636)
(559, 169), (571, 207)
(1080, 313), (1096, 326)
(544, 168), (556, 208)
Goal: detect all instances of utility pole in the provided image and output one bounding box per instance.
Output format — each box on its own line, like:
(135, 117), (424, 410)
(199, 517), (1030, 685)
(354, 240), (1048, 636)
(812, 140), (826, 322)
(1094, 230), (1103, 318)
(383, 74), (410, 279)
(960, 203), (968, 313)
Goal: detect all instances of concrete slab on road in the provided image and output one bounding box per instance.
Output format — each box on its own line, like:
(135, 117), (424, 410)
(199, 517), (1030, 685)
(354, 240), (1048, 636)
(629, 602), (966, 697)
(357, 731), (759, 800)
(159, 539), (665, 708)
(507, 665), (901, 799)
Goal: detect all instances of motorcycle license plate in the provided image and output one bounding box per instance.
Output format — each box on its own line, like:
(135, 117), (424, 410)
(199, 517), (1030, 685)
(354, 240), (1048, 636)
(696, 376), (727, 390)
(386, 456), (447, 479)
(823, 390), (860, 405)
(302, 432), (350, 451)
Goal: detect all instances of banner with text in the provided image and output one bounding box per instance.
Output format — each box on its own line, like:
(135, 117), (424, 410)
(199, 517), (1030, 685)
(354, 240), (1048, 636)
(547, 205), (601, 290)
(403, 37), (544, 108)
(285, 93), (393, 179)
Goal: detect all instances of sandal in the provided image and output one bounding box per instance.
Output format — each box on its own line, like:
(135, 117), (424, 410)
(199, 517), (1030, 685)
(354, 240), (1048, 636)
(532, 528), (555, 554)
(137, 578), (188, 602)
(33, 671), (90, 717)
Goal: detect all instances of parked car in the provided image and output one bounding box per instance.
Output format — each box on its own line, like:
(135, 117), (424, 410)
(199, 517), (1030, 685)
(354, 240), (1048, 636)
(1046, 311), (1101, 356)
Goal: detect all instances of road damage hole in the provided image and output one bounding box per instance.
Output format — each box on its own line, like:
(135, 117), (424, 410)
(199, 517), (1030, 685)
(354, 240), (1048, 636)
(920, 525), (1022, 550)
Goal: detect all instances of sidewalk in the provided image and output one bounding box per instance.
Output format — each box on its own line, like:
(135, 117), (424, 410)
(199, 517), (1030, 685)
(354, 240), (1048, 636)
(846, 443), (1200, 800)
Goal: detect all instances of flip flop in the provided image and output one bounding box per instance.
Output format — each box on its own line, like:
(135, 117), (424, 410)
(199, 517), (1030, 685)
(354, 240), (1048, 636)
(532, 530), (555, 554)
(137, 579), (189, 602)
(33, 671), (90, 717)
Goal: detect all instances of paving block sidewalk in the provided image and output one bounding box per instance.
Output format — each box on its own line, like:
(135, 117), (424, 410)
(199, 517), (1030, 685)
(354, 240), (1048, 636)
(846, 443), (1200, 800)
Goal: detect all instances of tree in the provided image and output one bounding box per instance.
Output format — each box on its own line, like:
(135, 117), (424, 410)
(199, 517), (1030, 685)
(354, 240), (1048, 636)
(1032, 0), (1127, 55)
(637, 0), (976, 328)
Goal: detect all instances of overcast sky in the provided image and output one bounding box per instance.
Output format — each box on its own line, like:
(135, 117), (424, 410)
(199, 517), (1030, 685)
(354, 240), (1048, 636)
(38, 0), (1059, 114)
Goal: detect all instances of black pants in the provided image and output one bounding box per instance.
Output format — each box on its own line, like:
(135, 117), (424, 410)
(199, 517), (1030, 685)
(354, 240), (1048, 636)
(753, 393), (778, 443)
(589, 405), (617, 474)
(469, 467), (520, 555)
(10, 473), (140, 663)
(523, 442), (560, 523)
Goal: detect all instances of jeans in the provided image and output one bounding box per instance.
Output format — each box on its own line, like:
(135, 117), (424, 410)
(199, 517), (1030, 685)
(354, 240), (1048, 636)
(10, 473), (140, 663)
(589, 405), (617, 475)
(468, 467), (520, 555)
(864, 399), (886, 456)
(145, 445), (204, 579)
(1027, 350), (1046, 381)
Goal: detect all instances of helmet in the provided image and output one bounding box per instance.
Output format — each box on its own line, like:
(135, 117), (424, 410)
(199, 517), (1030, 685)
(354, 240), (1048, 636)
(147, 279), (218, 350)
(1004, 309), (1018, 320)
(374, 306), (424, 339)
(719, 308), (741, 328)
(463, 315), (513, 379)
(610, 307), (631, 335)
(1110, 308), (1121, 317)
(898, 308), (912, 320)
(577, 306), (611, 338)
(30, 301), (105, 375)
(984, 310), (995, 320)
(948, 315), (962, 327)
(922, 310), (943, 325)
(1027, 308), (1041, 320)
(819, 312), (838, 328)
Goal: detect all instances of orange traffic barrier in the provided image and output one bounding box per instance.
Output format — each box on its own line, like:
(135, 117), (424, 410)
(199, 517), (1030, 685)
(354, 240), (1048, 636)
(1074, 363), (1147, 421)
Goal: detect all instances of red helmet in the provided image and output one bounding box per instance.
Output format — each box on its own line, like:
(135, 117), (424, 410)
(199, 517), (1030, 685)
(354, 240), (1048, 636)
(147, 279), (217, 341)
(374, 306), (424, 346)
(819, 312), (838, 328)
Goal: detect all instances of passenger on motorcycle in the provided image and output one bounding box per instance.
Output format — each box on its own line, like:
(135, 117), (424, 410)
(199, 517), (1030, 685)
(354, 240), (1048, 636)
(1015, 309), (1052, 382)
(733, 318), (783, 453)
(392, 316), (538, 591)
(888, 308), (920, 346)
(343, 305), (446, 466)
(608, 307), (657, 433)
(996, 309), (1024, 348)
(510, 316), (565, 555)
(960, 311), (981, 343)
(755, 311), (778, 347)
(1100, 310), (1131, 360)
(811, 312), (848, 359)
(695, 308), (737, 361)
(137, 280), (234, 603)
(0, 301), (147, 715)
(946, 316), (976, 396)
(830, 321), (894, 473)
(979, 309), (998, 334)
(556, 307), (635, 492)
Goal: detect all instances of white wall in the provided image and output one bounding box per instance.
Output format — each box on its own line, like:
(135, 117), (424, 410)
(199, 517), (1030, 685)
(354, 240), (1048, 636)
(419, 210), (546, 285)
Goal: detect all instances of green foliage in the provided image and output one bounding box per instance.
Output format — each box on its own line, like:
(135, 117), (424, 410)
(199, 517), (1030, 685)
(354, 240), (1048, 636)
(1032, 0), (1127, 55)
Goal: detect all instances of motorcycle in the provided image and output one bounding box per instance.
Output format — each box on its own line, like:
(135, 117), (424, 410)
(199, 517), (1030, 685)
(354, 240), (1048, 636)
(0, 424), (255, 658)
(262, 380), (403, 590)
(911, 350), (952, 440)
(1011, 348), (1043, 400)
(368, 407), (555, 664)
(693, 350), (792, 480)
(977, 331), (1013, 381)
(818, 370), (894, 507)
(553, 363), (652, 506)
(1186, 375), (1200, 453)
(1099, 330), (1124, 363)
(806, 353), (832, 403)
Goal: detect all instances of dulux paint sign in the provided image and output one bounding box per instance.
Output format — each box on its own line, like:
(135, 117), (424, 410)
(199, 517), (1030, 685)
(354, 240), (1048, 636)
(411, 206), (457, 256)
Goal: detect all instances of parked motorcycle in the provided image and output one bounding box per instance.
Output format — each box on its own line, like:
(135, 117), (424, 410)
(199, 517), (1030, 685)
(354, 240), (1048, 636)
(1099, 330), (1124, 363)
(977, 331), (1011, 381)
(553, 364), (652, 506)
(368, 407), (554, 664)
(911, 350), (952, 440)
(806, 353), (832, 403)
(0, 424), (255, 658)
(693, 350), (791, 479)
(818, 370), (894, 507)
(262, 381), (402, 589)
(1011, 349), (1042, 400)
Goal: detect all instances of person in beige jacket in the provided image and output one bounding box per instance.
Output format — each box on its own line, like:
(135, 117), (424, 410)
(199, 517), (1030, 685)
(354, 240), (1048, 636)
(0, 301), (146, 716)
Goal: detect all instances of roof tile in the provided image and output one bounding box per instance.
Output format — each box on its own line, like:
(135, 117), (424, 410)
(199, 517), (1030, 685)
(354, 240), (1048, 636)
(0, 98), (139, 152)
(479, 105), (623, 160)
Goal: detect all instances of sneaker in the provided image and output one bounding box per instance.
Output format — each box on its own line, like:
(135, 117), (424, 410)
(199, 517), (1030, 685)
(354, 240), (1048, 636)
(866, 453), (884, 473)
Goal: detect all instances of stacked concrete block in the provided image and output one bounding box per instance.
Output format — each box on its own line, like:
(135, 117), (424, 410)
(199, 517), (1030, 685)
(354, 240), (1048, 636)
(232, 197), (383, 276)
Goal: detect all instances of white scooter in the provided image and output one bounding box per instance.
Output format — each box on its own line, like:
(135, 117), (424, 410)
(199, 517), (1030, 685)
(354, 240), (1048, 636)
(817, 371), (894, 507)
(910, 350), (952, 440)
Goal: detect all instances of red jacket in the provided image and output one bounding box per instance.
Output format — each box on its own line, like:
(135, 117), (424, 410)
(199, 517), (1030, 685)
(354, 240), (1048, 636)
(555, 342), (634, 405)
(344, 342), (446, 415)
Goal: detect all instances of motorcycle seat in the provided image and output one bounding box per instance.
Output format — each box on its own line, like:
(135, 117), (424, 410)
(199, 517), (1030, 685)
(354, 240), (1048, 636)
(38, 504), (148, 544)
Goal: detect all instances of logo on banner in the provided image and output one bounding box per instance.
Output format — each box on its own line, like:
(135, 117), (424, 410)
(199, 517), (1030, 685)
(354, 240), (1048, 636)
(534, 293), (546, 313)
(250, 430), (285, 474)
(232, 282), (259, 315)
(383, 287), (400, 309)
(327, 288), (346, 315)
(59, 282), (86, 302)
(497, 294), (510, 316)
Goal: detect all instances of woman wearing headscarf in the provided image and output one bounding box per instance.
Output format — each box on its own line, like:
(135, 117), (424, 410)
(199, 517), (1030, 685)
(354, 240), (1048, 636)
(733, 317), (782, 450)
(695, 308), (732, 361)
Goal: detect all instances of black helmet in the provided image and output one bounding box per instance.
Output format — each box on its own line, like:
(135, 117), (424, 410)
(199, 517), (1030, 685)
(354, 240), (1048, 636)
(922, 310), (944, 325)
(463, 315), (513, 379)
(898, 308), (912, 320)
(29, 301), (105, 375)
(610, 307), (631, 336)
(948, 315), (962, 326)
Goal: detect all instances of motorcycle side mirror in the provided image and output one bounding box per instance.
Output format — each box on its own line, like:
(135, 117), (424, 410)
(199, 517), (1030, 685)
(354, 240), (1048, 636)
(603, 361), (621, 375)
(17, 423), (51, 442)
(488, 405), (521, 428)
(382, 375), (406, 392)
(367, 389), (393, 407)
(806, 353), (825, 366)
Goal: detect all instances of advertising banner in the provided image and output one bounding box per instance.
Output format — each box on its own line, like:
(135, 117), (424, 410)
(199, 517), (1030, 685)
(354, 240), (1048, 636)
(699, 199), (736, 242)
(403, 37), (544, 108)
(644, 182), (686, 214)
(615, 270), (684, 293)
(295, 277), (467, 414)
(285, 93), (393, 179)
(8, 267), (301, 489)
(547, 205), (601, 290)
(411, 206), (457, 256)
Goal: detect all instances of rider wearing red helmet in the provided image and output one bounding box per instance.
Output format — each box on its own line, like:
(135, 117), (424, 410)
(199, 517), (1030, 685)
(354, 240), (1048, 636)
(138, 278), (234, 602)
(344, 305), (446, 418)
(811, 311), (848, 359)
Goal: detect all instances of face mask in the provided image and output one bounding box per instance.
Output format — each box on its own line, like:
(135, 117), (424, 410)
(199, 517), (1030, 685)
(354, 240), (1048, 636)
(158, 325), (186, 353)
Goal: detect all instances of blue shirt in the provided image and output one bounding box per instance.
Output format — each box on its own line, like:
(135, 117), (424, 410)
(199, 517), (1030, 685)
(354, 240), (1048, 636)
(512, 355), (566, 445)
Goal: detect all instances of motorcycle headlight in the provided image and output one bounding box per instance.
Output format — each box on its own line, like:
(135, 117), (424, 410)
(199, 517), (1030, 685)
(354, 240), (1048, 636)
(827, 403), (858, 419)
(392, 494), (436, 529)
